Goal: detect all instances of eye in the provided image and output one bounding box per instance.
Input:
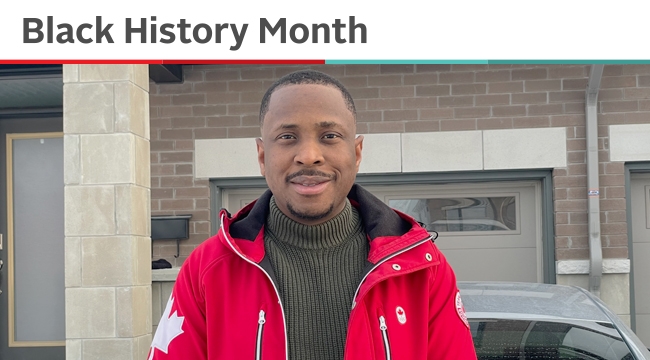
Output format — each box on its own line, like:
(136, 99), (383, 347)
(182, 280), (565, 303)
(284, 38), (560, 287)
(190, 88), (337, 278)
(322, 133), (340, 140)
(277, 134), (296, 140)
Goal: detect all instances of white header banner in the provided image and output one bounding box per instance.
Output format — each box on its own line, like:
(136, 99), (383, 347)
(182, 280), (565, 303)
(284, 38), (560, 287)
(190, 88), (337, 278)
(1, 0), (648, 61)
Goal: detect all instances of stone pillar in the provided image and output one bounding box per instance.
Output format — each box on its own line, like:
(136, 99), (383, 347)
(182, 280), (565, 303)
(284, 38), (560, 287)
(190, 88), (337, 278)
(63, 65), (151, 360)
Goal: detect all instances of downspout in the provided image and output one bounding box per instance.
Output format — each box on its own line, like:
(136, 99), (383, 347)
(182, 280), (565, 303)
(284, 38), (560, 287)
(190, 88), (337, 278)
(586, 64), (604, 297)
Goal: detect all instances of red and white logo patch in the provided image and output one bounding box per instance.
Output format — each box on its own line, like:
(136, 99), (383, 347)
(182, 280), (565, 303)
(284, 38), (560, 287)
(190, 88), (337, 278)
(396, 306), (407, 324)
(455, 291), (469, 329)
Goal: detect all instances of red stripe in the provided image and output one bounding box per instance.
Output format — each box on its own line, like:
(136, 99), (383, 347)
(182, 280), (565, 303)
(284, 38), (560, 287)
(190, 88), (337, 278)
(0, 59), (325, 65)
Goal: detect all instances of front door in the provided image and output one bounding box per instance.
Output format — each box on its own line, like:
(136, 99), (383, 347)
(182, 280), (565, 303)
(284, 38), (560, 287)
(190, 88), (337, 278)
(0, 117), (65, 360)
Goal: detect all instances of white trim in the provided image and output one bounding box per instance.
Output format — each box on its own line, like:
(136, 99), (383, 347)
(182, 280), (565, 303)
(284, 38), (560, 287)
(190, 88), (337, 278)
(152, 267), (181, 282)
(556, 259), (630, 275)
(194, 129), (568, 179)
(610, 124), (650, 162)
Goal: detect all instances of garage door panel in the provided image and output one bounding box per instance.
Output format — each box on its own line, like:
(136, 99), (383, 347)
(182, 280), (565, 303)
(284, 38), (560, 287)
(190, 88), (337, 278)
(440, 248), (537, 282)
(633, 243), (650, 314)
(435, 234), (536, 249)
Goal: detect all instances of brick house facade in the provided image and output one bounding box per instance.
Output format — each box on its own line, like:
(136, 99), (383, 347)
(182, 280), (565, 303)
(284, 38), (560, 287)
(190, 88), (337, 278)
(148, 64), (650, 266)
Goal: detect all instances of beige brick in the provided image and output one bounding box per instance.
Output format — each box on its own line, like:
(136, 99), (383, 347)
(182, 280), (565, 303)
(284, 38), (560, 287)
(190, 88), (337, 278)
(114, 82), (149, 138)
(194, 81), (228, 93)
(241, 68), (274, 79)
(117, 286), (152, 337)
(79, 65), (131, 83)
(345, 65), (380, 75)
(549, 66), (587, 79)
(357, 111), (382, 122)
(63, 64), (80, 83)
(83, 338), (142, 360)
(65, 237), (82, 288)
(64, 134), (81, 185)
(65, 186), (115, 236)
(160, 152), (193, 163)
(115, 185), (150, 237)
(551, 114), (584, 127)
(64, 83), (114, 134)
(66, 287), (116, 338)
(339, 76), (369, 88)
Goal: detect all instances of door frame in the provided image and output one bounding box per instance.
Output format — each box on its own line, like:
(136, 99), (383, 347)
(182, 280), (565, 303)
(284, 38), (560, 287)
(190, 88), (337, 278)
(210, 169), (556, 283)
(5, 132), (65, 348)
(625, 161), (650, 332)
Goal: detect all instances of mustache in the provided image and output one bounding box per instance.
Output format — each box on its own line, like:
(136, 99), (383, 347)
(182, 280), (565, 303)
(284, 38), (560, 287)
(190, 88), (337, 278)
(286, 169), (336, 182)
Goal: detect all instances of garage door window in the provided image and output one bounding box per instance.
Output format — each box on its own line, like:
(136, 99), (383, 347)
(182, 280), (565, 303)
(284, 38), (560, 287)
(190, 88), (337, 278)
(389, 195), (518, 234)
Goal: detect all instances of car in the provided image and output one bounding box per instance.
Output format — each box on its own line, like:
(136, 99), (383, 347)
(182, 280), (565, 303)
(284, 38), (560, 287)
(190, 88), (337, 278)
(459, 282), (650, 360)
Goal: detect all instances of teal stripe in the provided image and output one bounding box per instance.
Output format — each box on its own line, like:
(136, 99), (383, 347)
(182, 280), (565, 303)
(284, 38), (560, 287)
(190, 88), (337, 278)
(325, 60), (650, 65)
(325, 60), (488, 64)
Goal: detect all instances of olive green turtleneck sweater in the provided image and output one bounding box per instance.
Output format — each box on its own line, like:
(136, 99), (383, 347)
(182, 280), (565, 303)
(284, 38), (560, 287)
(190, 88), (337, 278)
(264, 197), (369, 360)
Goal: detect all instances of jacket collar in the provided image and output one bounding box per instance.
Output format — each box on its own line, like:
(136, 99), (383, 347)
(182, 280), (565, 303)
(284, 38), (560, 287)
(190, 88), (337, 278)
(221, 184), (431, 264)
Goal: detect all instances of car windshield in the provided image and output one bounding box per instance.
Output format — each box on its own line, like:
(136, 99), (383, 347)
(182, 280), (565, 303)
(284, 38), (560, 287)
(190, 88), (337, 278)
(470, 319), (633, 360)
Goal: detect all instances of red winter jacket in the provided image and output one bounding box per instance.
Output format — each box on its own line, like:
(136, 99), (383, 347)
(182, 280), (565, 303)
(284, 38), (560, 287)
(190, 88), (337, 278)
(148, 185), (477, 360)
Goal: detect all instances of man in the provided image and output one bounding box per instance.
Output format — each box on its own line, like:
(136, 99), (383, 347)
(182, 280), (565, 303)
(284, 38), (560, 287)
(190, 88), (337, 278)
(149, 70), (476, 360)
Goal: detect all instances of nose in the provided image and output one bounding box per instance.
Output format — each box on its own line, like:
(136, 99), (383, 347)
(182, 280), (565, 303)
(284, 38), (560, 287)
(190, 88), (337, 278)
(294, 139), (324, 166)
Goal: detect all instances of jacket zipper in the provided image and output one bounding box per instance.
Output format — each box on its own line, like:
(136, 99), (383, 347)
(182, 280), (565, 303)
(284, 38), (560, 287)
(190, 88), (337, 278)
(379, 315), (392, 360)
(256, 310), (266, 360)
(351, 235), (433, 309)
(220, 213), (289, 360)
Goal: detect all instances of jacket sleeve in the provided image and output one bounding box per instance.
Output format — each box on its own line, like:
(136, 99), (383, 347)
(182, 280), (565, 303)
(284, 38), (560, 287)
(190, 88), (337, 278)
(148, 256), (208, 360)
(428, 249), (477, 359)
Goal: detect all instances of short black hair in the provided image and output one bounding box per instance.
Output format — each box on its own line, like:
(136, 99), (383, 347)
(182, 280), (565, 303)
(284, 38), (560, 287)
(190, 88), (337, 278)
(259, 69), (356, 125)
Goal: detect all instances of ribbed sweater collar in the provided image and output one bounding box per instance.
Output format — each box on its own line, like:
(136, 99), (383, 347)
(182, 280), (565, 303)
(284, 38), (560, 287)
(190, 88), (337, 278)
(266, 196), (363, 250)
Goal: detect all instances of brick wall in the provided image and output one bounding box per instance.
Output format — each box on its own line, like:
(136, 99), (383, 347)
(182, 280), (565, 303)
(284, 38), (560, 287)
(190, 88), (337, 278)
(148, 64), (650, 266)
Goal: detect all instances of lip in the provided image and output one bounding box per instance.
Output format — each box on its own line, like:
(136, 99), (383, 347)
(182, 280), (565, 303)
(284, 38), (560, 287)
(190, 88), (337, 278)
(289, 176), (331, 196)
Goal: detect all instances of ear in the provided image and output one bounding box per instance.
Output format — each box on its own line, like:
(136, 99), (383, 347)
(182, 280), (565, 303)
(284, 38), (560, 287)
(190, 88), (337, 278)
(354, 135), (363, 172)
(255, 138), (266, 176)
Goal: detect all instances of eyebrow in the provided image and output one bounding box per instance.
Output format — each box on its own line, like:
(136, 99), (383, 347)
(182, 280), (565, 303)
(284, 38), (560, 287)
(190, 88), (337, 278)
(276, 121), (340, 130)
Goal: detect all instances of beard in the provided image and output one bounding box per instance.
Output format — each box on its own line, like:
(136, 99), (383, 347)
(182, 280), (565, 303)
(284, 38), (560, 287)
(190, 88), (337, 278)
(286, 201), (335, 223)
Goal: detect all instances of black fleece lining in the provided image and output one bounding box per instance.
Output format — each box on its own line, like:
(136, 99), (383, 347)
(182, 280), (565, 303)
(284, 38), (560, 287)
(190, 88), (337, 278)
(228, 184), (412, 242)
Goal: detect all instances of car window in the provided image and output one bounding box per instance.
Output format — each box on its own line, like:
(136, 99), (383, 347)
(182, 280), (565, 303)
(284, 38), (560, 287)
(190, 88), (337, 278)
(470, 320), (633, 360)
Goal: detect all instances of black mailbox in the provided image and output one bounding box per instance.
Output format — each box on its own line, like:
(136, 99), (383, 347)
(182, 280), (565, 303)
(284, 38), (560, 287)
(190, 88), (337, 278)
(151, 215), (192, 257)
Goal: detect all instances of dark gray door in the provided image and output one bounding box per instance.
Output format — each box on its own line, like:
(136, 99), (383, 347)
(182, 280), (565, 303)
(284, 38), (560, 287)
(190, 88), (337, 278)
(0, 117), (65, 360)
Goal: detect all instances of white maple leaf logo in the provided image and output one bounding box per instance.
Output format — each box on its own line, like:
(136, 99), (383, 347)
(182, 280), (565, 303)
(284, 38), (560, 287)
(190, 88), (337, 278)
(148, 295), (185, 360)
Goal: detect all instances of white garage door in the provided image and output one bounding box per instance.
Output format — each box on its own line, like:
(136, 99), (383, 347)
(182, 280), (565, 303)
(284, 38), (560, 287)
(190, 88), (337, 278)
(631, 173), (650, 345)
(222, 180), (542, 282)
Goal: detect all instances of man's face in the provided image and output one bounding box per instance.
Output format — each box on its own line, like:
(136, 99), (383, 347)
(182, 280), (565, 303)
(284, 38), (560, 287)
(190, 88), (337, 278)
(256, 84), (363, 225)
